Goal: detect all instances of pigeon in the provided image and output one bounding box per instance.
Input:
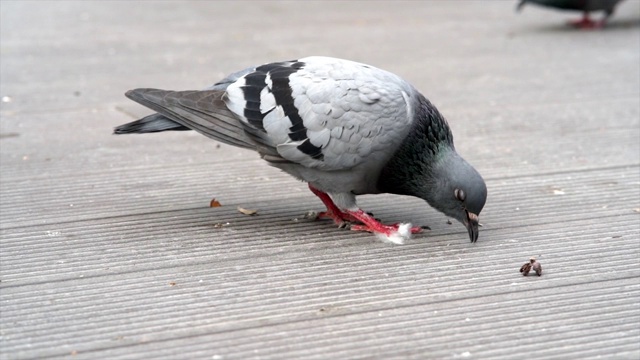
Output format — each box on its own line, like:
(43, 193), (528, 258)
(115, 56), (487, 244)
(516, 0), (624, 28)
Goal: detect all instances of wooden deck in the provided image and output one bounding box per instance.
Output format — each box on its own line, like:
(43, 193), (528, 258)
(1, 1), (639, 359)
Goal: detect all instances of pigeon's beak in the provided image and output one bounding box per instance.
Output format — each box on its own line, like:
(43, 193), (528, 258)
(465, 211), (479, 243)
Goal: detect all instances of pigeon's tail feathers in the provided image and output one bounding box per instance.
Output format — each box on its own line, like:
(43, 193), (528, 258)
(124, 88), (258, 150)
(114, 113), (190, 134)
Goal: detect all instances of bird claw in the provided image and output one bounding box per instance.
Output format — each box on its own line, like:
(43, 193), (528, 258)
(568, 16), (603, 29)
(389, 223), (425, 234)
(350, 221), (424, 235)
(410, 225), (426, 234)
(314, 210), (358, 228)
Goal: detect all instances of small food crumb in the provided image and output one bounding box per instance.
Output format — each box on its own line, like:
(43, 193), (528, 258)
(520, 257), (542, 276)
(238, 207), (258, 216)
(303, 210), (318, 219)
(209, 198), (222, 207)
(169, 282), (176, 286)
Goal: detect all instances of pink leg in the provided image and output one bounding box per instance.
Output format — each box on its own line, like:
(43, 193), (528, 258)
(568, 12), (602, 29)
(307, 184), (359, 226)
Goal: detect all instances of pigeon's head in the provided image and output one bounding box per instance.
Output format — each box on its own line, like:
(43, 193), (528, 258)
(427, 149), (487, 242)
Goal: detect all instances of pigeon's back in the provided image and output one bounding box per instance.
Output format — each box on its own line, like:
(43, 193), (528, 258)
(222, 56), (419, 172)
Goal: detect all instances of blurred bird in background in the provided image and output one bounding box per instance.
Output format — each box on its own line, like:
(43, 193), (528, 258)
(517, 0), (625, 28)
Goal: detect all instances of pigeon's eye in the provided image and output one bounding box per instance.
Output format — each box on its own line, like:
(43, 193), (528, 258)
(454, 188), (466, 202)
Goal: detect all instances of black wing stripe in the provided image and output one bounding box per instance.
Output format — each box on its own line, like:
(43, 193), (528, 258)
(241, 72), (268, 130)
(243, 60), (324, 161)
(297, 139), (324, 160)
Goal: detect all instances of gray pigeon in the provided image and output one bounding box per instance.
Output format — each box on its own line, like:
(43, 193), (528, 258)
(115, 56), (487, 244)
(517, 0), (624, 28)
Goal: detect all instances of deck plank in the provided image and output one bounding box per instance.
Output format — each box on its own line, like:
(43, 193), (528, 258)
(1, 1), (639, 359)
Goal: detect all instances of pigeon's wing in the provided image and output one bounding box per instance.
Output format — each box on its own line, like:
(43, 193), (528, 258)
(123, 88), (277, 154)
(224, 56), (417, 171)
(115, 66), (257, 136)
(123, 57), (418, 170)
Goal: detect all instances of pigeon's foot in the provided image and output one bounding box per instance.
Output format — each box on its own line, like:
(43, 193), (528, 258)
(568, 14), (602, 29)
(314, 210), (357, 228)
(306, 184), (423, 244)
(346, 209), (423, 245)
(307, 184), (360, 227)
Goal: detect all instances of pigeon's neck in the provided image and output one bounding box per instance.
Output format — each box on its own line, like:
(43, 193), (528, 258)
(377, 93), (454, 198)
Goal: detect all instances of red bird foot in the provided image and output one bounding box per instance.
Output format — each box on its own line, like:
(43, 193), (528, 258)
(568, 14), (603, 29)
(349, 213), (426, 245)
(307, 184), (427, 244)
(307, 185), (361, 226)
(312, 209), (358, 228)
(347, 210), (422, 244)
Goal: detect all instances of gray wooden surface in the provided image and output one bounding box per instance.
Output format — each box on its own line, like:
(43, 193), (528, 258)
(1, 1), (639, 359)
